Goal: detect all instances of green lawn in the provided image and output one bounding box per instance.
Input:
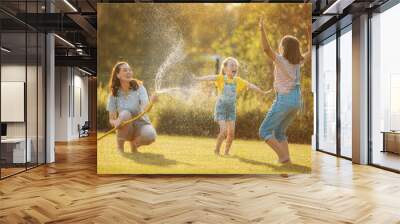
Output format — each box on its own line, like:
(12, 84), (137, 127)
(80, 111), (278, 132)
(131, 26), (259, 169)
(97, 133), (311, 174)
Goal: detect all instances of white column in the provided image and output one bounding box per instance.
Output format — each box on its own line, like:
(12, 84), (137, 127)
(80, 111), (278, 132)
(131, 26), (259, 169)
(46, 33), (55, 163)
(352, 14), (369, 164)
(45, 1), (55, 163)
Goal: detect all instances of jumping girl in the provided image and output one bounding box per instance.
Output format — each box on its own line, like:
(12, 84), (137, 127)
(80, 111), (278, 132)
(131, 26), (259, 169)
(107, 62), (157, 153)
(258, 18), (311, 163)
(195, 57), (270, 156)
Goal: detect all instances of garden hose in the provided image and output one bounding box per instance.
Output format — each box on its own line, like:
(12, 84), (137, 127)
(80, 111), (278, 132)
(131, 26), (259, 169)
(97, 100), (155, 141)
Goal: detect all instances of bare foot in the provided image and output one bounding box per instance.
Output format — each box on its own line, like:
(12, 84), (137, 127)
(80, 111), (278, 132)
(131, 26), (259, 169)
(279, 157), (291, 164)
(130, 142), (138, 153)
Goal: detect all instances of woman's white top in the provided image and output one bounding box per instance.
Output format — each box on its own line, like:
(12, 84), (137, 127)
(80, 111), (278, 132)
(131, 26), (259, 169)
(273, 53), (301, 94)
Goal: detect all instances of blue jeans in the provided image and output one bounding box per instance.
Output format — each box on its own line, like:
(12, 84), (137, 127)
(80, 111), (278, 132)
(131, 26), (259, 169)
(259, 86), (301, 142)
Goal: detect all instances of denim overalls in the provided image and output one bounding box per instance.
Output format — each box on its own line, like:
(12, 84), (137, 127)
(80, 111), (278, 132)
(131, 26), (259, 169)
(259, 66), (302, 142)
(214, 76), (237, 121)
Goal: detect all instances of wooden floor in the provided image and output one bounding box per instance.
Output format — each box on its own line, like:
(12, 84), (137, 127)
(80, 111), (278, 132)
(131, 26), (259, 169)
(1, 167), (26, 178)
(1, 135), (400, 223)
(372, 151), (400, 171)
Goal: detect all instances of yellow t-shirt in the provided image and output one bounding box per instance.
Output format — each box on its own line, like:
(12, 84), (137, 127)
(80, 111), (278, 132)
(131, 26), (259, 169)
(214, 74), (248, 95)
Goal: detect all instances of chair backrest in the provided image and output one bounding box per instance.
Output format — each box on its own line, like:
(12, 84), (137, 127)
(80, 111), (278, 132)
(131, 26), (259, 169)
(82, 121), (90, 129)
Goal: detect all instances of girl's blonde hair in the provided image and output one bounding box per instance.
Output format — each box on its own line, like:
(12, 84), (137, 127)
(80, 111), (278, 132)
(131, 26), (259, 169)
(280, 35), (303, 64)
(219, 57), (239, 75)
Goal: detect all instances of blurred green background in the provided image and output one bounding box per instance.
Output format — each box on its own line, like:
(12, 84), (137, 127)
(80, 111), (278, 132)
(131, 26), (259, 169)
(97, 3), (312, 144)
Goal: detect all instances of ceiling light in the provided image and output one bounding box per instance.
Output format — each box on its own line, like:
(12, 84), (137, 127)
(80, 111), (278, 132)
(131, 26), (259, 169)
(322, 0), (354, 15)
(78, 67), (93, 76)
(1, 47), (11, 53)
(54, 34), (75, 48)
(63, 0), (78, 12)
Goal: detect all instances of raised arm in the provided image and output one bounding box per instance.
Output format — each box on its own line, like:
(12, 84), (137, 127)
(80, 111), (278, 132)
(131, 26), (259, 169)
(194, 75), (218, 81)
(259, 17), (276, 61)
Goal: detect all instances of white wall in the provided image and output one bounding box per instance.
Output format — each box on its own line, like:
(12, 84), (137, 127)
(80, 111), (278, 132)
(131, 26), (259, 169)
(55, 67), (68, 141)
(54, 67), (89, 141)
(72, 72), (89, 138)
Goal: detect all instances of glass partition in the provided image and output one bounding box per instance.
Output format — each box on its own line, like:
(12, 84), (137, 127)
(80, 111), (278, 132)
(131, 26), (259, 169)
(0, 2), (46, 179)
(370, 3), (400, 171)
(317, 35), (337, 154)
(339, 27), (352, 158)
(1, 31), (28, 178)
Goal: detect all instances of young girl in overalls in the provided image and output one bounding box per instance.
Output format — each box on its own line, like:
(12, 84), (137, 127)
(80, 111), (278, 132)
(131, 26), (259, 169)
(195, 57), (270, 156)
(258, 18), (311, 163)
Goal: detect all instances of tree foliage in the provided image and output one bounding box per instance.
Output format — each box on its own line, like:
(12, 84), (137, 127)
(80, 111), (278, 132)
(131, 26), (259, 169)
(97, 3), (313, 143)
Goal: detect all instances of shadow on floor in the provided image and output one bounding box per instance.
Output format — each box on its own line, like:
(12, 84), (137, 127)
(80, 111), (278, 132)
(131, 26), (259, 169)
(233, 155), (311, 173)
(121, 151), (192, 167)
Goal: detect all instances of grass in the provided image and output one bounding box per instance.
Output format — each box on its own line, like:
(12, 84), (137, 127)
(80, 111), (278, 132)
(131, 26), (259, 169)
(97, 133), (311, 174)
